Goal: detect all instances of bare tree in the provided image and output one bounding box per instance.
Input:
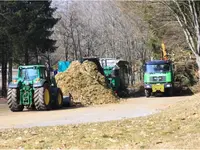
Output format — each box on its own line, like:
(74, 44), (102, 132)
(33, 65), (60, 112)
(51, 1), (154, 82)
(164, 1), (200, 80)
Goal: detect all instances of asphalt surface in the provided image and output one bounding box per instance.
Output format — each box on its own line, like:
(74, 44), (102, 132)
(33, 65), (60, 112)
(0, 95), (190, 129)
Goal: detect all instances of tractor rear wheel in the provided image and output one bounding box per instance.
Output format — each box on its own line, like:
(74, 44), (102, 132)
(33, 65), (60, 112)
(56, 88), (63, 108)
(34, 84), (51, 111)
(7, 88), (24, 112)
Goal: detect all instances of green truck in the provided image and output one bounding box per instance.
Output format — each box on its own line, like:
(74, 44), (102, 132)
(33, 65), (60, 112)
(143, 60), (174, 97)
(7, 65), (65, 112)
(99, 58), (130, 96)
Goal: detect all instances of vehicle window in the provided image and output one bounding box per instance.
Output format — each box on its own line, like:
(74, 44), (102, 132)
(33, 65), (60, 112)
(20, 68), (38, 80)
(40, 68), (46, 78)
(145, 64), (170, 73)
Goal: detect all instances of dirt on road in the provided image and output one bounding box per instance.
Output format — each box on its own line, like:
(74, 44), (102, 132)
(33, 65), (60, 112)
(0, 95), (190, 129)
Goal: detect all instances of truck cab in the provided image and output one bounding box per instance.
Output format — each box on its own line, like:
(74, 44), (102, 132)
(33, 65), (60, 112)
(143, 60), (174, 97)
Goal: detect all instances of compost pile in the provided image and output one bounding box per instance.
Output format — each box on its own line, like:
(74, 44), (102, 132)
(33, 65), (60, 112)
(55, 61), (118, 106)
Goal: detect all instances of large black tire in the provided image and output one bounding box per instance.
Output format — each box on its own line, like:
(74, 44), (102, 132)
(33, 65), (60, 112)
(49, 88), (63, 109)
(67, 93), (73, 107)
(165, 88), (173, 97)
(145, 89), (151, 98)
(7, 88), (24, 112)
(55, 88), (63, 108)
(34, 84), (51, 111)
(63, 93), (73, 107)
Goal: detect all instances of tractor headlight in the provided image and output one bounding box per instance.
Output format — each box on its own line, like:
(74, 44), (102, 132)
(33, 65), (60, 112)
(35, 78), (40, 83)
(12, 79), (17, 83)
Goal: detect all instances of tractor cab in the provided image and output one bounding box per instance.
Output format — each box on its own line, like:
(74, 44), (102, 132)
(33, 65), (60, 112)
(15, 65), (56, 87)
(10, 65), (51, 88)
(18, 65), (47, 81)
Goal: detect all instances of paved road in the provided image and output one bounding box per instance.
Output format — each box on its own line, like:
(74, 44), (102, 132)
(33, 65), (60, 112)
(0, 96), (190, 129)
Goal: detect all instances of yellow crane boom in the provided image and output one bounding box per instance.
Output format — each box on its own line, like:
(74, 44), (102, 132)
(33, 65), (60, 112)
(161, 41), (168, 60)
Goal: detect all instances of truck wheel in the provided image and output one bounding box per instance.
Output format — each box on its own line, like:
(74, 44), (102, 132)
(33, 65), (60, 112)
(165, 88), (173, 97)
(56, 88), (63, 108)
(34, 84), (51, 111)
(7, 88), (24, 112)
(145, 89), (151, 98)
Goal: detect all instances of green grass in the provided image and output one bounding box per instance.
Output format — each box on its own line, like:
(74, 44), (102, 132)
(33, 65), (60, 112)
(1, 94), (200, 149)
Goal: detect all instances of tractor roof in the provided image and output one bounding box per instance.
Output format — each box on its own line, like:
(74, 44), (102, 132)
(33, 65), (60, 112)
(18, 65), (46, 69)
(145, 60), (171, 65)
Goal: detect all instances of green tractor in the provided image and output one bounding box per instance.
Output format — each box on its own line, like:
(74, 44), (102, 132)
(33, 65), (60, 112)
(143, 60), (174, 97)
(7, 65), (63, 112)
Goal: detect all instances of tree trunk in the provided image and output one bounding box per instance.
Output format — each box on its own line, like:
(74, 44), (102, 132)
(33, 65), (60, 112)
(65, 46), (68, 61)
(8, 56), (12, 84)
(0, 34), (8, 97)
(64, 36), (69, 61)
(195, 54), (200, 81)
(25, 49), (29, 65)
(77, 29), (82, 59)
(1, 53), (7, 97)
(71, 29), (78, 60)
(87, 41), (90, 56)
(36, 48), (39, 64)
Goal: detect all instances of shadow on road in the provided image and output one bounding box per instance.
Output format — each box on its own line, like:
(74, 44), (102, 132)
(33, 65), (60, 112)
(173, 86), (194, 97)
(0, 96), (86, 113)
(22, 104), (85, 112)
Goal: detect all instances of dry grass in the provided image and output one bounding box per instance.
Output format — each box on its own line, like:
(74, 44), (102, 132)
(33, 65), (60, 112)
(0, 94), (200, 149)
(190, 83), (200, 94)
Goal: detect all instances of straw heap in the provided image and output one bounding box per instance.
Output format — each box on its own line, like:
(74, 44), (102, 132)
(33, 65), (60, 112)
(55, 61), (119, 106)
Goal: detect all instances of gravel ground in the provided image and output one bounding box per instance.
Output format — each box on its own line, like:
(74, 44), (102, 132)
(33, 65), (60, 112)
(0, 95), (189, 129)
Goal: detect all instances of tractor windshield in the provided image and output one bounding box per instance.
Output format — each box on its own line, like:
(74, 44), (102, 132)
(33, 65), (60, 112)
(20, 68), (38, 80)
(145, 64), (170, 73)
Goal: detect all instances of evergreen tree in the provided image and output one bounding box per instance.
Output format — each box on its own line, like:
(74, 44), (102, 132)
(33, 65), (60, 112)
(0, 0), (59, 96)
(7, 1), (59, 64)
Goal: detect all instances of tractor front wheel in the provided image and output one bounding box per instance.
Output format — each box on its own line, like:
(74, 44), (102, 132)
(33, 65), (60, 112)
(34, 84), (51, 111)
(7, 88), (24, 112)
